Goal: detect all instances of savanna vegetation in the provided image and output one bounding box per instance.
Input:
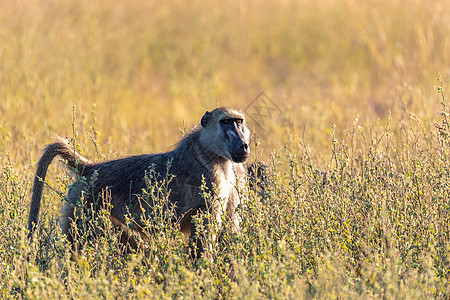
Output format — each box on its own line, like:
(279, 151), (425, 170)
(1, 0), (450, 298)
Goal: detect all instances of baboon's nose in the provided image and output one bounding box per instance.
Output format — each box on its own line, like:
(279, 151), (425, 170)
(232, 142), (250, 163)
(241, 143), (249, 151)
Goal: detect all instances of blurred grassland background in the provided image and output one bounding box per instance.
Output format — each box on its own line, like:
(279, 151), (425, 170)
(1, 0), (450, 298)
(1, 0), (449, 164)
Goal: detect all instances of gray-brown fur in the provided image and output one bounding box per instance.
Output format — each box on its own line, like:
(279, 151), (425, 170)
(28, 107), (250, 255)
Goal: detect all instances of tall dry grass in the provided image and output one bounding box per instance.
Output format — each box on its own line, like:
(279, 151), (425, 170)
(1, 0), (450, 298)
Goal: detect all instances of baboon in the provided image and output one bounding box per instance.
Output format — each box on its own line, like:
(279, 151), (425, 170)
(247, 162), (269, 189)
(247, 162), (270, 201)
(28, 107), (250, 256)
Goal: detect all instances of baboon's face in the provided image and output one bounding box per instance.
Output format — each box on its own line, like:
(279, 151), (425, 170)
(201, 108), (250, 163)
(218, 116), (250, 163)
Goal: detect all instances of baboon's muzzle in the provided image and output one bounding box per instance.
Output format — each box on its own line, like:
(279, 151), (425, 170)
(231, 146), (249, 163)
(230, 136), (250, 163)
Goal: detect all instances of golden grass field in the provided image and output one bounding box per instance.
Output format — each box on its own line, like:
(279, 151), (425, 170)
(1, 0), (450, 298)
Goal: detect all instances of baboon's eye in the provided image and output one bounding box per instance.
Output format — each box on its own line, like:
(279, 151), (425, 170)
(236, 119), (242, 124)
(221, 119), (230, 124)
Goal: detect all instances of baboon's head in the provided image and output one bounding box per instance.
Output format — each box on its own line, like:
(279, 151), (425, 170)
(200, 107), (250, 163)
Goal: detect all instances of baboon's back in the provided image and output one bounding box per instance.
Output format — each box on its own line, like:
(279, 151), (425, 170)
(74, 140), (212, 223)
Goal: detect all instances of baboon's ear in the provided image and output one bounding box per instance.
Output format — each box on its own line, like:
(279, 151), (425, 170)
(201, 111), (212, 128)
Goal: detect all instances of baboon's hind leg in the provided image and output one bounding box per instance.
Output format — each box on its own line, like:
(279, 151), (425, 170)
(60, 201), (76, 245)
(109, 216), (140, 253)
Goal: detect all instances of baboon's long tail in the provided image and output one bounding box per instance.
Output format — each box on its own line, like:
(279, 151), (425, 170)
(28, 137), (92, 237)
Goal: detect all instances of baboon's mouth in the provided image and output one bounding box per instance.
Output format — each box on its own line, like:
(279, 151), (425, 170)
(231, 153), (249, 163)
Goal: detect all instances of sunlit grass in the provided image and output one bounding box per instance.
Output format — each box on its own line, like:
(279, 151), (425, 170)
(1, 0), (450, 298)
